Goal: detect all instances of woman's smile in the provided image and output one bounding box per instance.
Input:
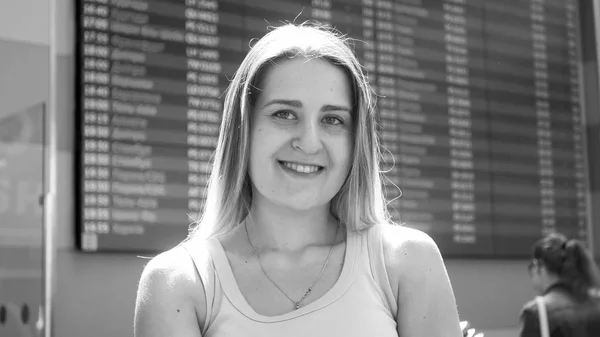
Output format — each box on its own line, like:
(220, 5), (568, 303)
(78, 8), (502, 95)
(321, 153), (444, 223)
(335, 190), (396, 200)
(278, 160), (325, 177)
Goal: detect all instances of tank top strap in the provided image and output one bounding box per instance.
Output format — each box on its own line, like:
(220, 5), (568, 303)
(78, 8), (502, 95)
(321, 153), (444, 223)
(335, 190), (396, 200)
(182, 239), (223, 335)
(366, 223), (398, 319)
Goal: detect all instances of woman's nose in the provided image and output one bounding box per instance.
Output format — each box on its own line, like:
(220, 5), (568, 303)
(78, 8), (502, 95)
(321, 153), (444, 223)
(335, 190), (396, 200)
(292, 120), (323, 154)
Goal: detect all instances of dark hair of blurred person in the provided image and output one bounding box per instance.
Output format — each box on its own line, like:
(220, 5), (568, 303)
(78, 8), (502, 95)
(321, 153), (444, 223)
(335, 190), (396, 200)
(519, 233), (600, 337)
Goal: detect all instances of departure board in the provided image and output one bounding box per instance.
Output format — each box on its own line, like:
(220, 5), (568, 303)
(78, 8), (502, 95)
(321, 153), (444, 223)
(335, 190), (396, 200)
(75, 0), (590, 256)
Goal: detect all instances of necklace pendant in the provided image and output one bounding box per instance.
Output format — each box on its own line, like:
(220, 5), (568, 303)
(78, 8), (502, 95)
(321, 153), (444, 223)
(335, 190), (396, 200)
(294, 302), (300, 310)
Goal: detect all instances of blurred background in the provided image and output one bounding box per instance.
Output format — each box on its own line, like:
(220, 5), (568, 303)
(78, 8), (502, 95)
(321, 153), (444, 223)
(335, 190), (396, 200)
(1, 0), (599, 336)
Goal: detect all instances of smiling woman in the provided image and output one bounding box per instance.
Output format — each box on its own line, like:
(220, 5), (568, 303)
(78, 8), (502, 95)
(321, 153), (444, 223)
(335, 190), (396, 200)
(249, 57), (353, 212)
(134, 22), (462, 337)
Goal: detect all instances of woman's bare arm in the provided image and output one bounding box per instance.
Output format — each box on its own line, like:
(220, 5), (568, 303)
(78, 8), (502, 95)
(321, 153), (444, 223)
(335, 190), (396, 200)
(383, 225), (462, 337)
(134, 247), (206, 337)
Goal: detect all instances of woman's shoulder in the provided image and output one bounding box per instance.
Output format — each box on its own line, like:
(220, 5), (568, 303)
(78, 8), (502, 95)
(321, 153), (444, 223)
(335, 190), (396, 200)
(373, 223), (444, 285)
(139, 244), (206, 296)
(141, 244), (203, 284)
(376, 223), (440, 265)
(521, 298), (539, 315)
(377, 222), (436, 244)
(135, 244), (208, 336)
(137, 244), (208, 322)
(520, 292), (575, 317)
(369, 223), (462, 334)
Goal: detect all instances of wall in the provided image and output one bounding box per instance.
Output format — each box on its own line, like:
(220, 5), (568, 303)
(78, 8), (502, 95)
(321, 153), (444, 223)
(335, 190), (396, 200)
(6, 1), (597, 336)
(581, 0), (600, 260)
(0, 1), (49, 336)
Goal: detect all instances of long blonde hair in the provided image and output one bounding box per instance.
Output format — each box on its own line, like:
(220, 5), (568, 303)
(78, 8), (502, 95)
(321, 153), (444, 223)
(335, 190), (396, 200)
(188, 22), (389, 240)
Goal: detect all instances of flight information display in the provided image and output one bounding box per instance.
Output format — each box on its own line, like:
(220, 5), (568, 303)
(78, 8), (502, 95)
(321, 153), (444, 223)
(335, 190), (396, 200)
(76, 0), (590, 256)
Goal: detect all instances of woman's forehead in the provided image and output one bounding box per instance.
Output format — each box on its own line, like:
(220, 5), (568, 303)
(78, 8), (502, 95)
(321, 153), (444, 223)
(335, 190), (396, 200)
(255, 59), (352, 108)
(261, 57), (350, 90)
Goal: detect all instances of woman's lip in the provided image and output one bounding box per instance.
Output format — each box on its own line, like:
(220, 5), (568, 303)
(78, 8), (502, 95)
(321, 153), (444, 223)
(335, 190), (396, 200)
(278, 160), (325, 168)
(278, 161), (325, 176)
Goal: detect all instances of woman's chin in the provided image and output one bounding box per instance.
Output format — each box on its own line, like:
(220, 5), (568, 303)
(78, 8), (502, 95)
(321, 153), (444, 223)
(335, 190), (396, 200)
(278, 202), (326, 213)
(269, 197), (330, 213)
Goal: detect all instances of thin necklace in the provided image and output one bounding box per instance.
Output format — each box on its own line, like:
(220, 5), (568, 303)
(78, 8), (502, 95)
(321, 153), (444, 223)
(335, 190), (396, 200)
(244, 220), (338, 310)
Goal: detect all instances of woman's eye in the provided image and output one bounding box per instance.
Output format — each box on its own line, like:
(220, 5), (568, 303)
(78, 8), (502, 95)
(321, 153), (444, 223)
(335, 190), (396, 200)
(323, 116), (344, 125)
(273, 110), (295, 120)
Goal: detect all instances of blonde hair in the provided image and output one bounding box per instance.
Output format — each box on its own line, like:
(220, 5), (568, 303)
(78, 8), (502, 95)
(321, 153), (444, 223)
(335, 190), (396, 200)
(188, 22), (389, 240)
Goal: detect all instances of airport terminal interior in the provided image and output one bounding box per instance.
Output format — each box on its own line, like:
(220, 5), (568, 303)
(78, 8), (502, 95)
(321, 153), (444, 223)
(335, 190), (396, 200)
(1, 0), (600, 336)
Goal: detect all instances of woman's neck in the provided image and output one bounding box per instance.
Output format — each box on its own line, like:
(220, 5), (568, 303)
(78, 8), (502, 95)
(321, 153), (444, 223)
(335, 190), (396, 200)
(541, 274), (562, 294)
(245, 199), (339, 253)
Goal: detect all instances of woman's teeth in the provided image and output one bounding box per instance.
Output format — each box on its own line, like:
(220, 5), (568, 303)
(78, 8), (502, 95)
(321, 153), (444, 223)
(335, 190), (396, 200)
(281, 161), (322, 173)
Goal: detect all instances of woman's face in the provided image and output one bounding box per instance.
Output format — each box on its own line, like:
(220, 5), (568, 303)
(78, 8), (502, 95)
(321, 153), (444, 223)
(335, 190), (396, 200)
(528, 260), (544, 293)
(248, 56), (354, 212)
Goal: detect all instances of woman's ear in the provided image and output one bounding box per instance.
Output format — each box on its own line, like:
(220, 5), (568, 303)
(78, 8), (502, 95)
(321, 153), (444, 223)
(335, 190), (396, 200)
(537, 264), (554, 285)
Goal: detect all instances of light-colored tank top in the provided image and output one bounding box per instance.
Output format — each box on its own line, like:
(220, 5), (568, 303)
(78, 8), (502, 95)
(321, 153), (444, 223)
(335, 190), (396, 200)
(184, 224), (398, 337)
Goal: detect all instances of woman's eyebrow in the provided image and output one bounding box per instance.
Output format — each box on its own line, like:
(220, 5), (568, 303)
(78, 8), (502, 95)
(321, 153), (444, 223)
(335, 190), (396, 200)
(262, 99), (351, 113)
(321, 104), (351, 113)
(262, 99), (302, 108)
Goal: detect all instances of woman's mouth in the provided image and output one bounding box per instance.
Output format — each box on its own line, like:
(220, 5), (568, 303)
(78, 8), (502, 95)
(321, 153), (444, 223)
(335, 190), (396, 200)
(278, 161), (324, 174)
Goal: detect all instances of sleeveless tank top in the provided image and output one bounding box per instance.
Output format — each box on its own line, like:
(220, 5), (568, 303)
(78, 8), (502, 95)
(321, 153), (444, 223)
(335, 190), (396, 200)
(184, 224), (398, 337)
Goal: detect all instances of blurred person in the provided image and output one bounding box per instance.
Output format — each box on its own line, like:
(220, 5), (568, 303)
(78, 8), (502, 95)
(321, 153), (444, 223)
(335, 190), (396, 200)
(520, 233), (600, 337)
(134, 22), (462, 337)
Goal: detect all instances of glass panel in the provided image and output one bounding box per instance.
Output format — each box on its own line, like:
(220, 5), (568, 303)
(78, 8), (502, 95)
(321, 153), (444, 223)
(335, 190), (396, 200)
(0, 94), (46, 335)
